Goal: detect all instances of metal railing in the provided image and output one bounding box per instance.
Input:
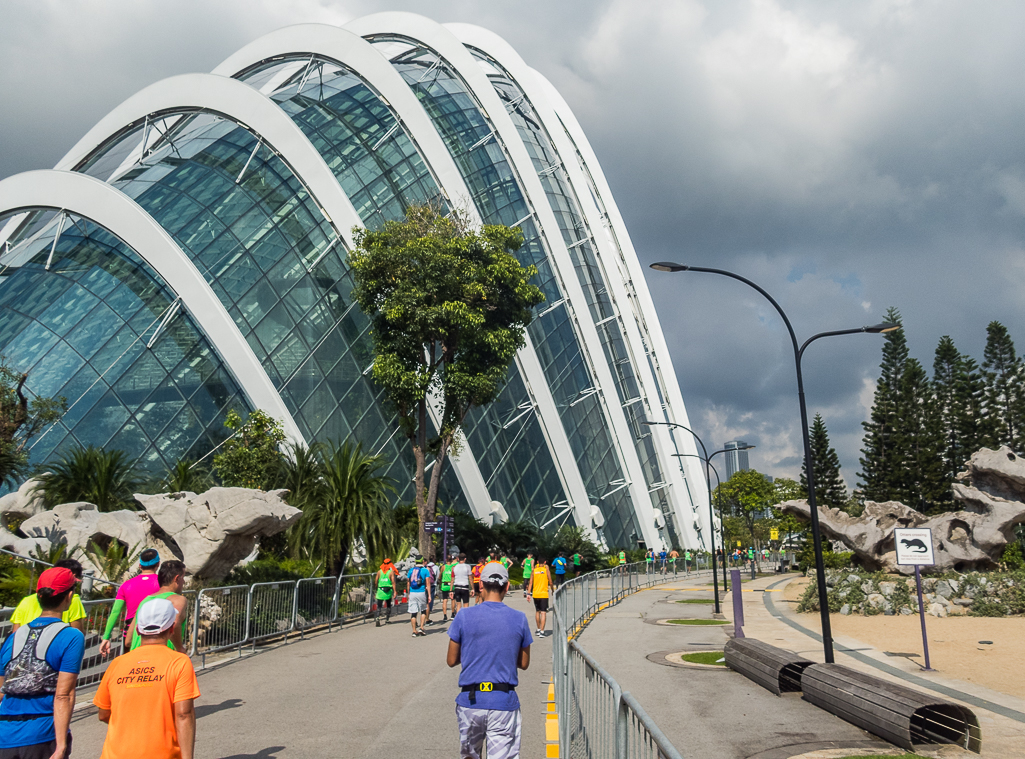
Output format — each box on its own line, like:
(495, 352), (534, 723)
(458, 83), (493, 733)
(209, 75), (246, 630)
(554, 561), (713, 758)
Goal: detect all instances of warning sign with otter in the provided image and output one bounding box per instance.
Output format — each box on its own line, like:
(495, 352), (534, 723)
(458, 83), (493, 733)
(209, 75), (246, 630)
(894, 527), (935, 566)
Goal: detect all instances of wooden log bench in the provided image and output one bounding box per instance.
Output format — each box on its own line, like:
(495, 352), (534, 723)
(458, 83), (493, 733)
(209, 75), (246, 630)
(724, 638), (813, 695)
(801, 663), (981, 753)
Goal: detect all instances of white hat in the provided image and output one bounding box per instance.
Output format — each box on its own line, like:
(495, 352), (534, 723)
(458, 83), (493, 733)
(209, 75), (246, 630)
(136, 597), (177, 636)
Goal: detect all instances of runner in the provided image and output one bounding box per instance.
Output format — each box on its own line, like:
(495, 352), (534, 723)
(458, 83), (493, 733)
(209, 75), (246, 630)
(451, 554), (472, 618)
(499, 553), (512, 572)
(668, 548), (679, 575)
(551, 552), (567, 588)
(571, 551), (581, 577)
(439, 556), (455, 623)
(99, 549), (161, 658)
(374, 557), (398, 627)
(645, 549), (654, 575)
(424, 561), (440, 626)
(685, 549), (692, 572)
(658, 547), (668, 575)
(407, 558), (432, 637)
(126, 560), (188, 653)
(447, 561), (531, 759)
(94, 598), (199, 759)
(618, 549), (627, 566)
(0, 568), (85, 759)
(471, 557), (485, 605)
(520, 553), (534, 597)
(10, 559), (87, 632)
(525, 556), (552, 637)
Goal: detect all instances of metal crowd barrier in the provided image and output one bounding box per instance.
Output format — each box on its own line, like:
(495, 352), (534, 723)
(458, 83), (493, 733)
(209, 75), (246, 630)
(554, 561), (713, 758)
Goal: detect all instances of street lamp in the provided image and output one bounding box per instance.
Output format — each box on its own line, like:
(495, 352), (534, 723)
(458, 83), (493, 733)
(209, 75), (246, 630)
(674, 448), (754, 593)
(641, 419), (727, 613)
(650, 261), (897, 663)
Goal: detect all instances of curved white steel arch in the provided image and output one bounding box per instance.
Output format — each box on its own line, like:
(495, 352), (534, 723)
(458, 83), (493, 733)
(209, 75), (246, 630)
(533, 69), (713, 544)
(54, 73), (364, 249)
(0, 169), (307, 445)
(446, 23), (708, 547)
(214, 22), (595, 531)
(211, 24), (499, 522)
(347, 13), (664, 547)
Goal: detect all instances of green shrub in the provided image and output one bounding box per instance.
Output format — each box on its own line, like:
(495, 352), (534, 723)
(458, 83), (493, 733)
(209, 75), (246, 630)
(969, 598), (1009, 617)
(224, 557), (321, 586)
(1002, 542), (1025, 571)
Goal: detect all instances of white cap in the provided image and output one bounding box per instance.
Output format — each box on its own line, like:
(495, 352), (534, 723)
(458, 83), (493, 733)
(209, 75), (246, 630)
(136, 598), (177, 635)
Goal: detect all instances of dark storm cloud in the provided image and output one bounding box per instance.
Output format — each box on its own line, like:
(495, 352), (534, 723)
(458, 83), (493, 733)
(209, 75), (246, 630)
(2, 0), (1023, 488)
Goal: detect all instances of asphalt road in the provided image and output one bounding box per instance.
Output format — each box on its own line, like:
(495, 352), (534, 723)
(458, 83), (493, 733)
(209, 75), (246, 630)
(69, 596), (553, 759)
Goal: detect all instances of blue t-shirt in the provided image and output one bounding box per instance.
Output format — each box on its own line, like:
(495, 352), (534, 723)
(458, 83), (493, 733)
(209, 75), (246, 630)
(448, 602), (533, 711)
(0, 617), (85, 749)
(552, 557), (567, 575)
(408, 567), (429, 592)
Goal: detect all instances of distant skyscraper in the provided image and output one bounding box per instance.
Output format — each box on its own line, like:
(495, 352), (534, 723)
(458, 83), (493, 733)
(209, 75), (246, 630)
(724, 441), (751, 479)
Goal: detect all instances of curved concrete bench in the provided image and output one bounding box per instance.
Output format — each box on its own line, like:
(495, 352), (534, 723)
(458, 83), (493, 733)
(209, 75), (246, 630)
(724, 638), (813, 696)
(801, 663), (981, 753)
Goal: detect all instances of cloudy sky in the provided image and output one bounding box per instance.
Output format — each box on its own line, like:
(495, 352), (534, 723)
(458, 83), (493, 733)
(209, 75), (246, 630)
(2, 0), (1023, 489)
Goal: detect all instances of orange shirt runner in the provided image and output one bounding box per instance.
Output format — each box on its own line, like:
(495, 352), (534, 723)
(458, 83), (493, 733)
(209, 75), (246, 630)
(94, 644), (200, 759)
(531, 565), (550, 598)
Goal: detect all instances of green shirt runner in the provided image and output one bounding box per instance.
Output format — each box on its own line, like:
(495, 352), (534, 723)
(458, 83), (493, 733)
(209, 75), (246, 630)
(129, 591), (185, 651)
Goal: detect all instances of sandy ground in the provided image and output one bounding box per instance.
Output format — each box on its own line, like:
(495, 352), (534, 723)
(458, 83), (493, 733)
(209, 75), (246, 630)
(785, 577), (1025, 699)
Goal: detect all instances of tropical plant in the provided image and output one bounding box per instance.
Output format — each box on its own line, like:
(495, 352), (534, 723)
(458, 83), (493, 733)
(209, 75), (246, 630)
(213, 409), (286, 489)
(161, 459), (215, 494)
(29, 541), (78, 566)
(85, 540), (142, 584)
(34, 445), (144, 511)
(288, 441), (397, 575)
(275, 441), (325, 507)
(349, 203), (545, 559)
(0, 358), (67, 487)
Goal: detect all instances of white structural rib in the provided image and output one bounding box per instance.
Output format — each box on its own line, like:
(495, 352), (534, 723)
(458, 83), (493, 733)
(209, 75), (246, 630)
(54, 73), (364, 249)
(533, 70), (713, 543)
(211, 24), (497, 523)
(0, 170), (307, 445)
(347, 13), (665, 548)
(446, 23), (708, 547)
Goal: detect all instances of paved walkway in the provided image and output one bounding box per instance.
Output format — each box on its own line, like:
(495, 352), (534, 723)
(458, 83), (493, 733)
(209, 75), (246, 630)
(68, 598), (554, 759)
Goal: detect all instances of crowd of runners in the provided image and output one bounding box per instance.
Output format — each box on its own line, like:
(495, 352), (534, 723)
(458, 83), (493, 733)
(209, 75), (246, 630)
(372, 549), (591, 639)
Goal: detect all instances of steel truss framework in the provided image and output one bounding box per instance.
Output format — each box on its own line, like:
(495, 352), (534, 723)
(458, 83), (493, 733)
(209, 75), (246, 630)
(0, 14), (712, 550)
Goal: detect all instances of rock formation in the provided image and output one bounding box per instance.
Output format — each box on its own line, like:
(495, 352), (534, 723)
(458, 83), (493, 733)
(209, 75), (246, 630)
(0, 487), (300, 581)
(780, 446), (1025, 574)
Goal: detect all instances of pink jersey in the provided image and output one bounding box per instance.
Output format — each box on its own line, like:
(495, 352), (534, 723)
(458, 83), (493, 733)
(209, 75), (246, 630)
(116, 572), (161, 620)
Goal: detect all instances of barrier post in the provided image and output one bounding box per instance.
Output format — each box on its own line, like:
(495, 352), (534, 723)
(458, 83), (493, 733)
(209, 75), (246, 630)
(731, 568), (745, 637)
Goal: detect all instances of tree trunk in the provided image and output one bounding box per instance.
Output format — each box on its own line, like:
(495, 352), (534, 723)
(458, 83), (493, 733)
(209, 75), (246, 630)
(424, 436), (451, 562)
(415, 399), (431, 561)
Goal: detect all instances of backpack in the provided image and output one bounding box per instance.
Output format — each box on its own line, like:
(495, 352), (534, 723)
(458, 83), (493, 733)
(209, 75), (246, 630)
(408, 567), (427, 591)
(2, 622), (70, 697)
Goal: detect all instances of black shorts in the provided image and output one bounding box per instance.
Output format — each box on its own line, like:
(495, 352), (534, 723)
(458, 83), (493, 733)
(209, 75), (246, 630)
(533, 597), (549, 612)
(0, 734), (71, 759)
(552, 573), (564, 586)
(453, 587), (470, 603)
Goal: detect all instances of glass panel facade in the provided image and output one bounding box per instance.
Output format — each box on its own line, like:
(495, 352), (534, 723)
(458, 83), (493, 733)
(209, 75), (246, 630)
(373, 38), (638, 546)
(469, 49), (680, 547)
(76, 113), (423, 498)
(0, 211), (248, 474)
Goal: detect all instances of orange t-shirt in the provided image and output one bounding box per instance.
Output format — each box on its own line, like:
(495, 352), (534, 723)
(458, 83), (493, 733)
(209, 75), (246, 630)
(93, 644), (201, 759)
(531, 565), (550, 598)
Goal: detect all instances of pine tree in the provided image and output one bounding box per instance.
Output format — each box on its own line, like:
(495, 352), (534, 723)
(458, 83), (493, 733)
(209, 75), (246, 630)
(893, 357), (944, 512)
(859, 307), (907, 501)
(955, 356), (986, 459)
(981, 322), (1025, 452)
(801, 414), (847, 509)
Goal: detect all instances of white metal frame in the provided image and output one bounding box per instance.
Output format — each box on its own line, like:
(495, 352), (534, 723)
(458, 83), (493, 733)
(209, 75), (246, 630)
(0, 169), (307, 445)
(347, 13), (665, 548)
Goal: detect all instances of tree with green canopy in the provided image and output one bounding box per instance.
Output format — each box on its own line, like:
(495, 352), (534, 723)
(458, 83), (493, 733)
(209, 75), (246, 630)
(714, 469), (776, 558)
(0, 359), (67, 487)
(349, 204), (545, 559)
(213, 409), (286, 489)
(800, 414), (847, 510)
(981, 321), (1025, 452)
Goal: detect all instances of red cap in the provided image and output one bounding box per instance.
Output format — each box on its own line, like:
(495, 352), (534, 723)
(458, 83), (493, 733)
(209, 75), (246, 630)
(37, 567), (76, 594)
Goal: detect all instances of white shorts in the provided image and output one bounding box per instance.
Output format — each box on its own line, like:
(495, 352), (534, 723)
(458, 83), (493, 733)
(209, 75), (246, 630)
(408, 592), (428, 614)
(456, 705), (522, 759)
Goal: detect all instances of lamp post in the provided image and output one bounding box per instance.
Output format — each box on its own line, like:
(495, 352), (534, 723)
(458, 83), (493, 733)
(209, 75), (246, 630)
(673, 452), (734, 592)
(641, 419), (728, 613)
(650, 261), (897, 664)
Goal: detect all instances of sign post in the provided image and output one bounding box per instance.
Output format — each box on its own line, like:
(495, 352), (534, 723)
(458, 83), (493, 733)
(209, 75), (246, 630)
(424, 516), (455, 562)
(894, 527), (935, 671)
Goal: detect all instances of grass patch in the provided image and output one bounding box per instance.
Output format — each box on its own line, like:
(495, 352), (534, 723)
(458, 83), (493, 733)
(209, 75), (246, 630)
(665, 619), (728, 625)
(676, 599), (715, 604)
(679, 651), (725, 666)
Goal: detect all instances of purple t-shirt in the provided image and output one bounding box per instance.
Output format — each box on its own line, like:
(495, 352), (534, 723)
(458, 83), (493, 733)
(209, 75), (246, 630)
(448, 601), (533, 711)
(116, 572), (161, 620)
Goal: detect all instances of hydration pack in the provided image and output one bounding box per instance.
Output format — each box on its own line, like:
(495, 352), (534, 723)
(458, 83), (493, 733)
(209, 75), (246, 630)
(408, 567), (427, 591)
(2, 622), (69, 697)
